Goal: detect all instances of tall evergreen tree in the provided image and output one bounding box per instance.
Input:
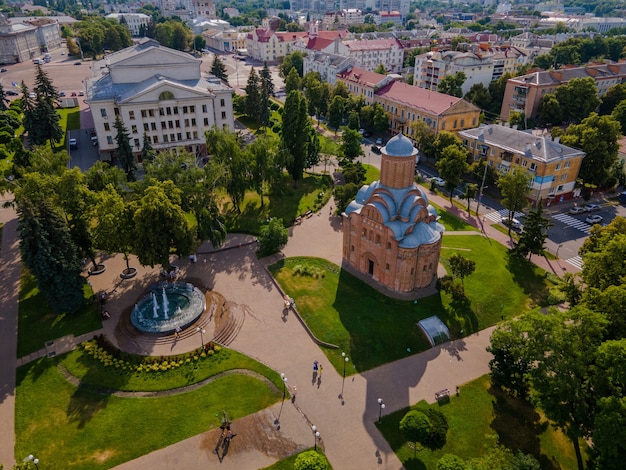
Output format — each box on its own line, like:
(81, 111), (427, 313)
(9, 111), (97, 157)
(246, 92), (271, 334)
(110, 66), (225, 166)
(210, 55), (228, 84)
(515, 200), (552, 260)
(260, 61), (274, 97)
(113, 116), (136, 181)
(0, 83), (7, 111)
(34, 63), (60, 103)
(259, 77), (271, 129)
(281, 90), (311, 185)
(244, 67), (261, 126)
(18, 198), (85, 314)
(141, 132), (155, 162)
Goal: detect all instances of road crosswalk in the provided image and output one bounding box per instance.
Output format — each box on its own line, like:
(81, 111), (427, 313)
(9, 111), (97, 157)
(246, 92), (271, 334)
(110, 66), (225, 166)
(551, 213), (592, 234)
(566, 256), (584, 270)
(483, 209), (525, 223)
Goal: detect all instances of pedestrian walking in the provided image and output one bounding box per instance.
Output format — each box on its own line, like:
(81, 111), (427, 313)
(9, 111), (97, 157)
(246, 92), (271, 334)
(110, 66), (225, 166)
(174, 326), (181, 339)
(319, 365), (323, 376)
(292, 386), (297, 402)
(313, 360), (319, 372)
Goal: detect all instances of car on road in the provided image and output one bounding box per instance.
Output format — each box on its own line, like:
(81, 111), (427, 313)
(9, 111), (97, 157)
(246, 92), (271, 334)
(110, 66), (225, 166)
(585, 214), (603, 225)
(620, 191), (626, 203)
(28, 92), (36, 99)
(6, 90), (18, 96)
(71, 91), (77, 96)
(501, 217), (524, 231)
(370, 145), (381, 154)
(69, 138), (78, 150)
(59, 91), (66, 97)
(375, 137), (383, 145)
(569, 206), (586, 215)
(583, 204), (600, 212)
(74, 61), (81, 65)
(78, 91), (84, 96)
(430, 176), (445, 187)
(0, 68), (6, 72)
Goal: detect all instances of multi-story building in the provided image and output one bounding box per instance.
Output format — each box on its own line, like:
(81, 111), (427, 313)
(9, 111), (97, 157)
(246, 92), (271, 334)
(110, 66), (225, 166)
(8, 17), (63, 52)
(246, 19), (308, 63)
(500, 62), (626, 121)
(336, 37), (404, 73)
(86, 39), (234, 161)
(458, 124), (585, 203)
(376, 79), (481, 137)
(321, 9), (364, 27)
(414, 50), (494, 95)
(303, 51), (353, 85)
(203, 29), (247, 53)
(337, 67), (481, 137)
(0, 14), (38, 64)
(105, 13), (151, 37)
(190, 0), (216, 18)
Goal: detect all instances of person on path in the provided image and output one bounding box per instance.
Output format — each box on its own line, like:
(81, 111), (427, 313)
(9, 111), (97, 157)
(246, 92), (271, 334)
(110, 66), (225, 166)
(319, 365), (323, 377)
(313, 360), (319, 372)
(174, 326), (181, 339)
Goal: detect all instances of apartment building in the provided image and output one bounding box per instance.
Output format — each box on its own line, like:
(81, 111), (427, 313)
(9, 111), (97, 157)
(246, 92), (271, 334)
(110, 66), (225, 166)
(105, 13), (151, 36)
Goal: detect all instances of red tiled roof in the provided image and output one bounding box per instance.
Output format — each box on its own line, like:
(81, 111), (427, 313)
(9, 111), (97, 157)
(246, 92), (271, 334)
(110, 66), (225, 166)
(275, 31), (308, 42)
(376, 81), (463, 115)
(337, 67), (387, 86)
(306, 37), (335, 51)
(318, 30), (347, 39)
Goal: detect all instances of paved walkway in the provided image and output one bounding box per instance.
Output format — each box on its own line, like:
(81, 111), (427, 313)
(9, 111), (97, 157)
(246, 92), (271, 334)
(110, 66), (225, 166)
(0, 171), (580, 469)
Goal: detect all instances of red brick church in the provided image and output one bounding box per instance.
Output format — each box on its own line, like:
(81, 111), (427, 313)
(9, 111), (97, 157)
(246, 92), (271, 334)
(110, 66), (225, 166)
(342, 133), (444, 293)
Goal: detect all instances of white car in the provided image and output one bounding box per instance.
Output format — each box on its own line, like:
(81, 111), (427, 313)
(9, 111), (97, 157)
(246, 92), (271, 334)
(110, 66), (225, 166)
(501, 217), (524, 231)
(569, 206), (586, 215)
(583, 204), (600, 212)
(69, 138), (78, 150)
(430, 177), (445, 187)
(585, 215), (603, 225)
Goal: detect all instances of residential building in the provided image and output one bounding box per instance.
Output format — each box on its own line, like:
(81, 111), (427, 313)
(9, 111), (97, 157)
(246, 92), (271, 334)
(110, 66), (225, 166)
(303, 51), (353, 85)
(203, 29), (247, 53)
(375, 79), (481, 137)
(246, 19), (308, 63)
(105, 13), (151, 36)
(500, 62), (626, 121)
(374, 11), (403, 27)
(190, 0), (216, 18)
(8, 17), (63, 52)
(458, 125), (585, 203)
(321, 9), (363, 27)
(86, 39), (234, 161)
(337, 38), (404, 73)
(343, 132), (444, 293)
(337, 67), (395, 105)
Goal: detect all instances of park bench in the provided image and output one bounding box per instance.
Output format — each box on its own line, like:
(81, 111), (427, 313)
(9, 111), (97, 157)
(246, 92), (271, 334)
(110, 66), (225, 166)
(305, 210), (313, 218)
(435, 388), (450, 402)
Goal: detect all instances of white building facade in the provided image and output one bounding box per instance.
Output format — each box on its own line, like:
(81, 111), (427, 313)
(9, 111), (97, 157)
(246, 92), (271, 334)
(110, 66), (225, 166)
(86, 39), (234, 160)
(105, 13), (151, 37)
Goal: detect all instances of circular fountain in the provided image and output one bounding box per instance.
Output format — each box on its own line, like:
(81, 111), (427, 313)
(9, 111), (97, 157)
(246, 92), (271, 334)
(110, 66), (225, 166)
(130, 282), (206, 334)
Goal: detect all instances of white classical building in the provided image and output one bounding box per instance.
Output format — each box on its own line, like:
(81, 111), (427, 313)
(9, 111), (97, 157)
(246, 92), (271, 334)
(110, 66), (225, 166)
(86, 39), (234, 161)
(105, 13), (151, 36)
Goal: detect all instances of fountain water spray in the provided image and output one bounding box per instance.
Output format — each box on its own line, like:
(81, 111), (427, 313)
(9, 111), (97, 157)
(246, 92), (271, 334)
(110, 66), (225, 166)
(152, 292), (158, 318)
(162, 287), (170, 319)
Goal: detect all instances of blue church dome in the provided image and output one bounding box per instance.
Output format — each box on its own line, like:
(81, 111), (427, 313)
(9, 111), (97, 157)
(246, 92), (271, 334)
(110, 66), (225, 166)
(382, 132), (418, 158)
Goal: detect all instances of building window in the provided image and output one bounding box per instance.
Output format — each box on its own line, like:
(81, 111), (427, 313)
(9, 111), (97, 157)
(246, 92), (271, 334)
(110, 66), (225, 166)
(221, 112), (226, 119)
(141, 110), (147, 118)
(461, 119), (465, 127)
(561, 174), (567, 181)
(159, 108), (164, 116)
(168, 121), (174, 129)
(134, 138), (140, 147)
(177, 133), (182, 141)
(161, 122), (167, 130)
(557, 185), (564, 192)
(453, 119), (457, 128)
(386, 263), (389, 271)
(107, 136), (113, 144)
(202, 104), (208, 112)
(186, 132), (191, 139)
(114, 108), (120, 116)
(193, 131), (198, 139)
(184, 119), (189, 127)
(101, 109), (108, 117)
(129, 110), (135, 120)
(151, 123), (156, 131)
(131, 125), (137, 134)
(190, 118), (196, 126)
(166, 107), (172, 115)
(104, 122), (110, 131)
(183, 106), (188, 113)
(153, 136), (158, 144)
(170, 134), (175, 141)
(190, 105), (195, 112)
(565, 161), (570, 168)
(472, 117), (477, 125)
(522, 160), (527, 167)
(173, 107), (179, 114)
(491, 149), (495, 156)
(163, 135), (169, 142)
(204, 118), (209, 126)
(556, 163), (561, 170)
(143, 123), (149, 131)
(530, 163), (537, 171)
(175, 120), (180, 128)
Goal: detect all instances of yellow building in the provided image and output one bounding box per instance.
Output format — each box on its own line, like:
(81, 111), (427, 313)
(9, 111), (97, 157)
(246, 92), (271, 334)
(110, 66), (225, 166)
(458, 125), (586, 203)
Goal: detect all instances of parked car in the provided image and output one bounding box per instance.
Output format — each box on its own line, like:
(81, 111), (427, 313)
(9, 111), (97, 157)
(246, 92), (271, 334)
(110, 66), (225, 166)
(78, 91), (84, 96)
(71, 91), (77, 96)
(375, 137), (383, 145)
(585, 214), (603, 225)
(583, 204), (600, 212)
(370, 145), (381, 154)
(569, 206), (586, 215)
(502, 217), (524, 231)
(74, 61), (81, 65)
(0, 68), (6, 72)
(69, 138), (78, 150)
(430, 176), (445, 187)
(619, 191), (626, 203)
(59, 91), (66, 97)
(6, 90), (19, 96)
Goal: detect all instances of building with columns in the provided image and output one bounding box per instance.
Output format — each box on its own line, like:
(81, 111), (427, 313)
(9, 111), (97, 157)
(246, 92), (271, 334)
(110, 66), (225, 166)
(343, 133), (444, 293)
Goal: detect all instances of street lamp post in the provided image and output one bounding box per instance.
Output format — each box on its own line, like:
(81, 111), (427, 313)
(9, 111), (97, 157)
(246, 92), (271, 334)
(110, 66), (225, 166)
(195, 327), (206, 348)
(341, 352), (349, 398)
(377, 398), (386, 423)
(311, 425), (320, 451)
(280, 373), (287, 399)
(25, 455), (39, 470)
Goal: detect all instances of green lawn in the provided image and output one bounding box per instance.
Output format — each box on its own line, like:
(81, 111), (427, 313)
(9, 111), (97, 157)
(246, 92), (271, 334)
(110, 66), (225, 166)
(363, 163), (380, 184)
(17, 270), (102, 358)
(261, 449), (333, 469)
(15, 349), (283, 469)
(54, 107), (80, 151)
(270, 238), (555, 373)
(430, 202), (477, 232)
(377, 375), (583, 470)
(222, 172), (333, 233)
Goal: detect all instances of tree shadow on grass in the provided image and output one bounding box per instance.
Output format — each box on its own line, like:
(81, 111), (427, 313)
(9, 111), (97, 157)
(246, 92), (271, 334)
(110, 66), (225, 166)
(439, 294), (479, 339)
(488, 384), (562, 470)
(505, 251), (552, 307)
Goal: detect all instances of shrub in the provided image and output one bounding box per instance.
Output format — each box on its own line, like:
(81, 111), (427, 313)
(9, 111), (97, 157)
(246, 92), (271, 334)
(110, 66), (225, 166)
(258, 218), (288, 256)
(294, 450), (330, 470)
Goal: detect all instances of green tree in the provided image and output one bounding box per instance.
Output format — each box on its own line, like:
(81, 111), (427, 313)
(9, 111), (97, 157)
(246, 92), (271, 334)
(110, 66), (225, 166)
(248, 136), (279, 207)
(447, 253), (476, 287)
(170, 21), (191, 51)
(193, 34), (205, 51)
(133, 181), (195, 269)
(561, 113), (621, 188)
(257, 218), (288, 256)
(279, 51), (304, 78)
(210, 55), (228, 84)
(294, 450), (330, 470)
(281, 90), (312, 184)
(555, 77), (601, 123)
(374, 63), (386, 74)
(437, 454), (466, 470)
(462, 182), (478, 213)
(284, 67), (302, 94)
(260, 61), (274, 97)
(372, 103), (389, 134)
(611, 99), (626, 133)
(141, 132), (155, 163)
(244, 67), (261, 126)
(331, 81), (349, 100)
(497, 169), (532, 235)
(411, 120), (436, 159)
(515, 200), (552, 260)
(464, 83), (492, 111)
(436, 145), (468, 202)
(113, 116), (136, 181)
(433, 131), (464, 161)
(599, 83), (626, 115)
(17, 198), (85, 314)
(340, 126), (363, 163)
(537, 93), (562, 125)
(579, 216), (626, 291)
(437, 72), (466, 97)
(328, 95), (345, 131)
(400, 408), (448, 455)
(333, 182), (358, 214)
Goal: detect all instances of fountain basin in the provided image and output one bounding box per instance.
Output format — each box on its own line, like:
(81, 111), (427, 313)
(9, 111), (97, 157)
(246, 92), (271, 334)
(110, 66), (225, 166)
(130, 282), (205, 334)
